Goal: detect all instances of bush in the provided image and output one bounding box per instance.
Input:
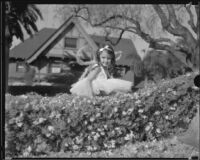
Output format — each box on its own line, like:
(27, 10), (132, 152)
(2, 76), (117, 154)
(5, 73), (199, 157)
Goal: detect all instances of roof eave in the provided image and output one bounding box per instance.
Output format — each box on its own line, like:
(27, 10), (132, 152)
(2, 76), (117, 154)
(27, 15), (75, 63)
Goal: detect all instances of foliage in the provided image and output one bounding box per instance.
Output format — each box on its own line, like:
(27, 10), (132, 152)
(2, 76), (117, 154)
(142, 49), (193, 82)
(5, 73), (199, 157)
(5, 2), (43, 46)
(55, 4), (199, 71)
(5, 2), (43, 93)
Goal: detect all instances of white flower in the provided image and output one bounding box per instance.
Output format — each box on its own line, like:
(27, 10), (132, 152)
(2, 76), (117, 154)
(17, 122), (23, 127)
(110, 140), (116, 147)
(165, 115), (169, 120)
(142, 115), (147, 119)
(114, 107), (118, 112)
(87, 100), (91, 103)
(87, 125), (92, 130)
(173, 103), (177, 107)
(145, 125), (151, 132)
(166, 88), (173, 93)
(33, 117), (46, 125)
(122, 111), (127, 115)
(87, 146), (93, 151)
(20, 95), (28, 99)
(48, 126), (54, 132)
(127, 108), (134, 114)
(186, 73), (191, 76)
(84, 121), (88, 125)
(115, 127), (120, 131)
(88, 136), (92, 141)
(67, 118), (71, 123)
(27, 146), (32, 152)
(72, 99), (76, 104)
(135, 100), (141, 105)
(96, 113), (101, 117)
(64, 143), (69, 147)
(94, 135), (98, 141)
(90, 117), (95, 122)
(100, 131), (105, 135)
(55, 113), (61, 119)
(172, 91), (177, 95)
(154, 111), (160, 115)
(192, 86), (199, 90)
(75, 137), (83, 144)
(104, 143), (108, 147)
(149, 122), (153, 126)
(138, 109), (144, 113)
(23, 151), (29, 157)
(38, 118), (46, 123)
(133, 93), (139, 99)
(170, 107), (176, 111)
(97, 128), (102, 132)
(103, 125), (108, 129)
(156, 128), (161, 133)
(24, 103), (30, 109)
(73, 145), (79, 150)
(91, 131), (96, 135)
(46, 133), (51, 137)
(49, 112), (55, 118)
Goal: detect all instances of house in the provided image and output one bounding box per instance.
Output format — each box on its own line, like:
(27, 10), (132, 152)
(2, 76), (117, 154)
(9, 16), (141, 87)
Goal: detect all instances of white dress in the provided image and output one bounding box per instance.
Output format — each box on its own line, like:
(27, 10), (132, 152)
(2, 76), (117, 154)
(70, 65), (133, 97)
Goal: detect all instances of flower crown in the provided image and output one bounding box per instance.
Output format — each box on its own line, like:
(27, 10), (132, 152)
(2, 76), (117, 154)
(99, 45), (113, 52)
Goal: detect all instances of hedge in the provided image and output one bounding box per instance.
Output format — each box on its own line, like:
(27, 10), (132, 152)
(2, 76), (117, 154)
(5, 73), (199, 157)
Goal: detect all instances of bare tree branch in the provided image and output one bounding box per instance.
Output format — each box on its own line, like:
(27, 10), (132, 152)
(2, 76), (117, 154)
(104, 25), (137, 34)
(194, 4), (199, 20)
(153, 5), (196, 50)
(72, 5), (197, 70)
(185, 4), (197, 33)
(154, 38), (177, 45)
(152, 5), (170, 29)
(104, 29), (126, 45)
(167, 5), (181, 27)
(195, 4), (199, 40)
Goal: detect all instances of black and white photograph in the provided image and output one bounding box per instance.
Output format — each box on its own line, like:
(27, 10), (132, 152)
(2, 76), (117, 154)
(2, 2), (200, 159)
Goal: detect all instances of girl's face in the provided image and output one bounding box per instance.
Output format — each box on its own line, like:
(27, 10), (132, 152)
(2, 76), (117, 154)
(99, 51), (112, 67)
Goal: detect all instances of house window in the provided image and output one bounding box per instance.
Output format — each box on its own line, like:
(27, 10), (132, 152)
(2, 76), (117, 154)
(64, 37), (77, 48)
(50, 63), (61, 73)
(16, 62), (25, 72)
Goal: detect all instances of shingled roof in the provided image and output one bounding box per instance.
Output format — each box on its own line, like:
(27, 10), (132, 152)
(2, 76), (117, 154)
(10, 28), (56, 60)
(10, 28), (140, 66)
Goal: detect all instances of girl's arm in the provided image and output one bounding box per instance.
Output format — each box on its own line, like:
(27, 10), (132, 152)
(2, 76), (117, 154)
(87, 67), (101, 82)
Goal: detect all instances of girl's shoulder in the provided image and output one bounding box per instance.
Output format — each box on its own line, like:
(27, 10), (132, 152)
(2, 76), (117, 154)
(88, 63), (100, 71)
(78, 63), (100, 80)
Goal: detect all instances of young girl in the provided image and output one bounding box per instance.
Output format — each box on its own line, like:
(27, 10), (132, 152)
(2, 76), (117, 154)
(70, 44), (133, 98)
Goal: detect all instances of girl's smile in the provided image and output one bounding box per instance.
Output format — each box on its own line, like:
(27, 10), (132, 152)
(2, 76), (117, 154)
(99, 51), (112, 67)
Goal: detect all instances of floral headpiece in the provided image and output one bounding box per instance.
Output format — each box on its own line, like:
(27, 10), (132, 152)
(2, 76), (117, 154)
(99, 45), (113, 52)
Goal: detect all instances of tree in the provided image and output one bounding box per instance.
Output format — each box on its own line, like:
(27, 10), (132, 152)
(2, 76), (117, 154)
(55, 4), (199, 82)
(5, 2), (43, 92)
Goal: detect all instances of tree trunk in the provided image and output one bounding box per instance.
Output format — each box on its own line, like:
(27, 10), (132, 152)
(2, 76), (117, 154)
(5, 22), (11, 93)
(5, 38), (9, 93)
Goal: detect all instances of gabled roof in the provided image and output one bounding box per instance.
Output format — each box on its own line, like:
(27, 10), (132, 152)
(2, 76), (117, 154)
(10, 16), (140, 66)
(10, 16), (98, 63)
(10, 28), (56, 60)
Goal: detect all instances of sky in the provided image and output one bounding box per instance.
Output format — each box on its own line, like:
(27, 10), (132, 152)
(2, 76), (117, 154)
(10, 4), (150, 59)
(12, 4), (197, 60)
